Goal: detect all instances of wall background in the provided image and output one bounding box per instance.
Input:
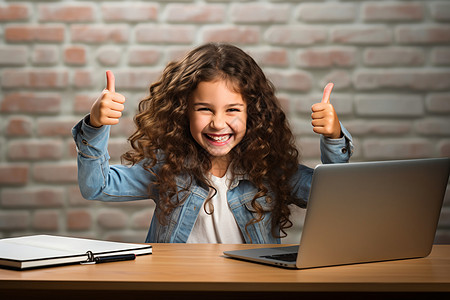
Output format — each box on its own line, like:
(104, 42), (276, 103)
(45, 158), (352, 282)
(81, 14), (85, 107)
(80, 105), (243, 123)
(0, 0), (449, 244)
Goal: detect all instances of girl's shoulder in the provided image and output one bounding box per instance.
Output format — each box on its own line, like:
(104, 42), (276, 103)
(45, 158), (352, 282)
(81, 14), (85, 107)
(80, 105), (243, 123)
(139, 150), (165, 171)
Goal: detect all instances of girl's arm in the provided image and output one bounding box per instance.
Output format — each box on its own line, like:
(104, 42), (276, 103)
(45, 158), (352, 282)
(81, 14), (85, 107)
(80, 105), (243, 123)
(311, 83), (354, 164)
(291, 83), (353, 206)
(72, 116), (154, 201)
(72, 70), (155, 201)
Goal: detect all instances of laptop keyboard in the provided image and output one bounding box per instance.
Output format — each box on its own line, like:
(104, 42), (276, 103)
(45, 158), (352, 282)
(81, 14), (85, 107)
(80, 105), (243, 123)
(261, 252), (298, 262)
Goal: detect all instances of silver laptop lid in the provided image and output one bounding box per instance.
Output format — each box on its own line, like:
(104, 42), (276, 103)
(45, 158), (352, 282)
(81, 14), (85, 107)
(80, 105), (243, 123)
(296, 158), (449, 269)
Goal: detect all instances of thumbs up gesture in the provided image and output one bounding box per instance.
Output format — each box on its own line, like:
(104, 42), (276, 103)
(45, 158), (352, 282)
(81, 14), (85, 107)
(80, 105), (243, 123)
(89, 70), (126, 128)
(311, 83), (342, 139)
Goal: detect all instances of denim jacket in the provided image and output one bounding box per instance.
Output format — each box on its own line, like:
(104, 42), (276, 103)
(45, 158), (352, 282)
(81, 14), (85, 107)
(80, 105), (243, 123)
(72, 115), (353, 244)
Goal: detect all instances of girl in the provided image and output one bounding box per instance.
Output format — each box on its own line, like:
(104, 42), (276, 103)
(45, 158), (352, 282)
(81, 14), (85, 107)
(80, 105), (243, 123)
(72, 43), (353, 244)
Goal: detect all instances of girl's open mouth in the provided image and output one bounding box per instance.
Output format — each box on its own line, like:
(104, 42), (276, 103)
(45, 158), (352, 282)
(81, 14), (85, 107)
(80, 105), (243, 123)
(204, 133), (232, 144)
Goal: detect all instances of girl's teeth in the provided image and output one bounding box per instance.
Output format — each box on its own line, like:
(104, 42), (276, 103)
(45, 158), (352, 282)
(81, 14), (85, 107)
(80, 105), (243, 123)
(208, 134), (229, 142)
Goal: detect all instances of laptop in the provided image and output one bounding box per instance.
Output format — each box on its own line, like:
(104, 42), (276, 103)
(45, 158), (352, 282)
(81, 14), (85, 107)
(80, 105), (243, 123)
(224, 158), (450, 269)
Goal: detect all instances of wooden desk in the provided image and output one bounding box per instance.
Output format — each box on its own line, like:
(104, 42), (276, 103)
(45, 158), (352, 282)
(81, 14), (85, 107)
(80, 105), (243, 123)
(0, 244), (449, 299)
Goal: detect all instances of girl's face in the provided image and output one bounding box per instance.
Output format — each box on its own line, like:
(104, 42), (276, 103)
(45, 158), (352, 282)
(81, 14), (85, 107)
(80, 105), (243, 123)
(188, 80), (247, 167)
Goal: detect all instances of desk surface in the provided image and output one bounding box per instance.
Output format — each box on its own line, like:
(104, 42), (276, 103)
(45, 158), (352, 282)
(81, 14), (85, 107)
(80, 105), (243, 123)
(1, 244), (449, 296)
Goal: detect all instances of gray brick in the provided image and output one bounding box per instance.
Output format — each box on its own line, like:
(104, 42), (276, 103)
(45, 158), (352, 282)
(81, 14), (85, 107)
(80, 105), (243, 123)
(355, 94), (424, 117)
(362, 139), (434, 159)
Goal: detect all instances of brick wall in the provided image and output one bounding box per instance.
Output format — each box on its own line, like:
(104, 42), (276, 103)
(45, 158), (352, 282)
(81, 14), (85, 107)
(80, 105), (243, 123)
(0, 0), (449, 244)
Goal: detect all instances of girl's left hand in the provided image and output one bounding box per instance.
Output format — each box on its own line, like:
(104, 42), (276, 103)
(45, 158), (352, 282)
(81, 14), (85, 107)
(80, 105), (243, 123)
(311, 83), (342, 139)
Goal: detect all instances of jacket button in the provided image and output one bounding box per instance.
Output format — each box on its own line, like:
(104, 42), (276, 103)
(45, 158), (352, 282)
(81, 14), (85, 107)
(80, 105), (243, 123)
(82, 139), (88, 145)
(341, 148), (347, 154)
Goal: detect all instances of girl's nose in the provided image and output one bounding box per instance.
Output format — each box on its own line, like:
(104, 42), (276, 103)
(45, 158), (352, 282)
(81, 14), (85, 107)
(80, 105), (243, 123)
(210, 114), (226, 130)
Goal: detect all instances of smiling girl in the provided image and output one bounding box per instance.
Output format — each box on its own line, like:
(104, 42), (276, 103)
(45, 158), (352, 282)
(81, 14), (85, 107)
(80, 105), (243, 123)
(72, 43), (353, 243)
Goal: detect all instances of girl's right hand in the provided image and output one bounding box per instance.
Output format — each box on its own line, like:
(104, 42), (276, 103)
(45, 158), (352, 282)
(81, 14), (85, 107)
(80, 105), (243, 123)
(89, 70), (125, 128)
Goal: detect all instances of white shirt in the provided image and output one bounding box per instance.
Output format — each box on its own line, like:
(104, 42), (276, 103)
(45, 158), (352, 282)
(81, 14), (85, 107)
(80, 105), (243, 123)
(187, 171), (245, 243)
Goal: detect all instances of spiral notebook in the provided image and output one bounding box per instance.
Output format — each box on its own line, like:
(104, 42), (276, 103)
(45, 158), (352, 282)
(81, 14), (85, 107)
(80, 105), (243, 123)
(0, 235), (152, 270)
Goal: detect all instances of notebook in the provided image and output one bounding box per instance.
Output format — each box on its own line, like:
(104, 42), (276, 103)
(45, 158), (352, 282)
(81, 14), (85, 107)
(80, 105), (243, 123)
(224, 157), (450, 269)
(0, 235), (152, 270)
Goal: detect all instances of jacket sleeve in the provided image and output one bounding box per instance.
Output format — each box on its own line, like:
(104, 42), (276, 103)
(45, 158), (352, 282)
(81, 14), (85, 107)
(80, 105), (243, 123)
(320, 122), (354, 164)
(71, 115), (154, 201)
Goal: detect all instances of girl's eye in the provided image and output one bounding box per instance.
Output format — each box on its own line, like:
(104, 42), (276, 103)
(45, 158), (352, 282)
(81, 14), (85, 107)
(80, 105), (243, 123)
(227, 108), (240, 112)
(197, 107), (212, 112)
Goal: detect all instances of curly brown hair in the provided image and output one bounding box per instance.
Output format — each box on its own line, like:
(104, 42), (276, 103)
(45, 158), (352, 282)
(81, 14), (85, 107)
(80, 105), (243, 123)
(122, 43), (301, 239)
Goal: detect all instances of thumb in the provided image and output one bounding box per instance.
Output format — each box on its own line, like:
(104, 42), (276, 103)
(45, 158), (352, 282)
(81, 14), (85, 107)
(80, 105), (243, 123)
(105, 70), (115, 93)
(321, 83), (334, 104)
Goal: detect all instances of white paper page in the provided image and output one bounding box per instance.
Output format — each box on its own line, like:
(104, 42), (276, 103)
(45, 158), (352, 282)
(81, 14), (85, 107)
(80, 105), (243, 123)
(0, 242), (75, 261)
(0, 235), (150, 262)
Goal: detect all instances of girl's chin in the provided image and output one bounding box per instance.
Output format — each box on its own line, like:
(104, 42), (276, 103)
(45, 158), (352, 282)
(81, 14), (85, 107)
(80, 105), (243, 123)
(205, 148), (233, 159)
